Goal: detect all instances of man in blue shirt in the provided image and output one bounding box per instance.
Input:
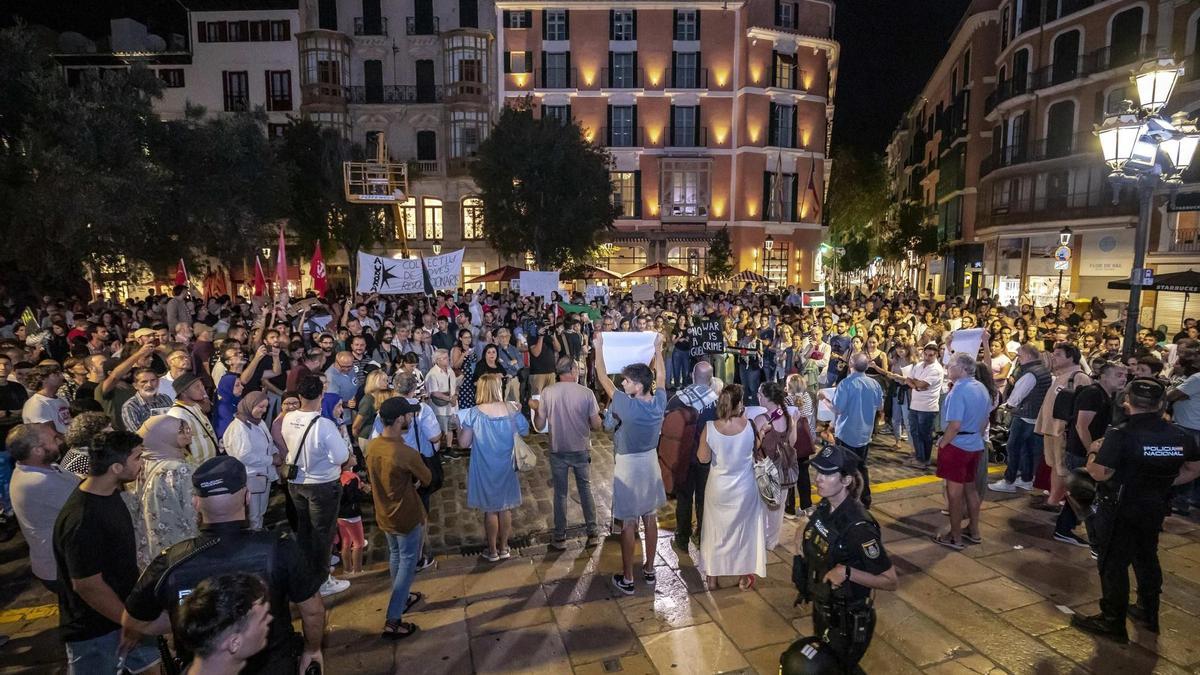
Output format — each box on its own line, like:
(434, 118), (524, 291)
(825, 321), (853, 387)
(324, 352), (358, 427)
(832, 353), (883, 507)
(933, 352), (992, 550)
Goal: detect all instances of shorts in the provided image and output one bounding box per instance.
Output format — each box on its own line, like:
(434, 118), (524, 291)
(935, 444), (982, 484)
(1042, 434), (1067, 477)
(66, 629), (160, 674)
(337, 517), (366, 550)
(435, 413), (458, 435)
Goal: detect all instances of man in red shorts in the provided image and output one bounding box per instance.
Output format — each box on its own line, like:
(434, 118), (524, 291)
(932, 351), (992, 550)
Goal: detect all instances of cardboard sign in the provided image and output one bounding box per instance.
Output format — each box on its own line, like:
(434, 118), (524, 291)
(423, 248), (465, 291)
(599, 331), (656, 374)
(949, 328), (985, 358)
(518, 271), (560, 301)
(684, 319), (724, 357)
(585, 284), (609, 302)
(631, 283), (655, 302)
(356, 252), (424, 294)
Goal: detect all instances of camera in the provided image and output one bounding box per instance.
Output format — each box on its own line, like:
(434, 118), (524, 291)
(522, 316), (548, 342)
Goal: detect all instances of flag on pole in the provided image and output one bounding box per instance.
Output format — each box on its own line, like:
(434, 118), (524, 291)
(771, 149), (785, 222)
(253, 257), (267, 297)
(309, 242), (328, 297)
(806, 161), (822, 219)
(174, 259), (188, 287)
(19, 307), (39, 333)
(275, 226), (288, 303)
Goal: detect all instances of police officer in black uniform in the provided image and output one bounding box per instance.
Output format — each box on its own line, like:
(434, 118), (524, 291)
(121, 456), (327, 674)
(1071, 378), (1200, 642)
(787, 445), (897, 674)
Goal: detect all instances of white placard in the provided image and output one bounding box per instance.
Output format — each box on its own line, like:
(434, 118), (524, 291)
(817, 388), (836, 422)
(518, 271), (560, 301)
(631, 283), (655, 302)
(599, 331), (656, 374)
(949, 328), (985, 358)
(356, 252), (424, 295)
(585, 284), (609, 302)
(423, 248), (465, 290)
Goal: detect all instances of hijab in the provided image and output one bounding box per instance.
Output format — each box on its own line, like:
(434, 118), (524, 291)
(138, 414), (189, 462)
(236, 390), (267, 426)
(321, 392), (344, 426)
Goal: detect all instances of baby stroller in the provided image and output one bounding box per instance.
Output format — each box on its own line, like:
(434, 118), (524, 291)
(989, 406), (1011, 465)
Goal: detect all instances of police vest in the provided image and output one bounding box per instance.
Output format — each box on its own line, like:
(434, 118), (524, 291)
(801, 504), (880, 605)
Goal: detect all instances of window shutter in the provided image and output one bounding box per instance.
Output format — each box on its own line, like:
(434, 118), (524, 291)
(606, 105), (613, 145)
(790, 176), (799, 221)
(524, 51), (532, 73)
(673, 10), (679, 40)
(792, 3), (800, 26)
(634, 171), (642, 217)
(541, 10), (547, 39)
(695, 10), (701, 39)
(609, 10), (615, 39)
(607, 51), (614, 86)
(504, 52), (511, 73)
(523, 11), (533, 26)
(565, 52), (572, 84)
(632, 52), (638, 86)
(696, 52), (703, 86)
(565, 103), (572, 122)
(217, 21), (228, 41)
(669, 106), (677, 143)
(763, 172), (772, 221)
(770, 51), (777, 87)
(790, 106), (798, 148)
(774, 0), (782, 24)
(631, 104), (639, 144)
(541, 51), (547, 86)
(768, 102), (778, 146)
(280, 20), (291, 41)
(197, 21), (207, 42)
(671, 52), (678, 87)
(563, 10), (570, 38)
(503, 10), (511, 27)
(632, 10), (638, 39)
(264, 71), (271, 109)
(694, 107), (702, 146)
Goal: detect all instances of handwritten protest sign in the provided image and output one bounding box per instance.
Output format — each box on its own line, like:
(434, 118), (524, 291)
(684, 319), (724, 357)
(631, 283), (655, 302)
(422, 248), (465, 290)
(585, 285), (609, 302)
(356, 252), (424, 294)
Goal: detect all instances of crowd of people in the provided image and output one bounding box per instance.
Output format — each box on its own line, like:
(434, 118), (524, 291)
(0, 280), (1199, 672)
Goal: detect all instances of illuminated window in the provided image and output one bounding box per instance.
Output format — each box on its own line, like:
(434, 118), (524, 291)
(610, 171), (640, 218)
(396, 197), (417, 241)
(462, 197), (485, 239)
(422, 197), (443, 239)
(661, 159), (710, 219)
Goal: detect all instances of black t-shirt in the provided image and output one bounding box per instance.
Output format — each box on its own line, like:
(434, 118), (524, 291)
(1095, 414), (1200, 512)
(125, 523), (321, 671)
(529, 335), (558, 375)
(246, 350), (291, 394)
(0, 381), (28, 433)
(53, 488), (139, 642)
(1066, 384), (1112, 457)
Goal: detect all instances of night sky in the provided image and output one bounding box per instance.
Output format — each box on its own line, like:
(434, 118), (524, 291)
(831, 0), (972, 156)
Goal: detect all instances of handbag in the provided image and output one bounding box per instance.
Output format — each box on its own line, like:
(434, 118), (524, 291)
(283, 417), (320, 481)
(508, 403), (537, 472)
(750, 421), (781, 508)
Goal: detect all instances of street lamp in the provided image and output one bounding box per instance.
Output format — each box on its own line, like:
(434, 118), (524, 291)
(1055, 226), (1072, 315)
(431, 238), (442, 255)
(762, 235), (774, 281)
(1094, 53), (1200, 356)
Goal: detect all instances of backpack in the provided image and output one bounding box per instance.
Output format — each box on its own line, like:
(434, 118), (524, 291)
(1051, 372), (1084, 422)
(657, 405), (699, 497)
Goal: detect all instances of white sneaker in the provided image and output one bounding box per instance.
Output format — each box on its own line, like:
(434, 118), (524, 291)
(988, 479), (1017, 493)
(330, 554), (341, 567)
(1013, 479), (1034, 491)
(319, 575), (350, 597)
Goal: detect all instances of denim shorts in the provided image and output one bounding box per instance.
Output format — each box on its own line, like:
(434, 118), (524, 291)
(65, 629), (160, 674)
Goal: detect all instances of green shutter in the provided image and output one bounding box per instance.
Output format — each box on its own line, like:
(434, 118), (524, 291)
(763, 172), (772, 221)
(634, 171), (642, 218)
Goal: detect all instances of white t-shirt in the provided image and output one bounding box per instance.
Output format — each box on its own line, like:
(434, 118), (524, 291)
(22, 393), (70, 434)
(908, 361), (945, 412)
(280, 410), (350, 484)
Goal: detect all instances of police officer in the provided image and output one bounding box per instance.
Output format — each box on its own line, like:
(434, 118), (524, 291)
(788, 445), (897, 674)
(121, 456), (327, 674)
(1071, 378), (1200, 642)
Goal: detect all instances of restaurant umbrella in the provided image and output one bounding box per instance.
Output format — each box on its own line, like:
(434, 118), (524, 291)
(466, 265), (526, 284)
(564, 263), (622, 280)
(623, 262), (694, 278)
(1107, 269), (1200, 329)
(729, 270), (770, 284)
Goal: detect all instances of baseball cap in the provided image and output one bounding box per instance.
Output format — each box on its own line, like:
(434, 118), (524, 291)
(172, 372), (203, 398)
(192, 456), (247, 497)
(810, 444), (857, 475)
(379, 397), (422, 426)
(132, 327), (157, 339)
(1127, 376), (1165, 404)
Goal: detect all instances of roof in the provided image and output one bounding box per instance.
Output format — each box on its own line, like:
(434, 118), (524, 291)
(177, 0), (298, 11)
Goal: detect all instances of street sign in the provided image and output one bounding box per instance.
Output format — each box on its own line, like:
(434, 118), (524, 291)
(1054, 260), (1069, 270)
(1131, 268), (1153, 286)
(1143, 269), (1154, 286)
(1053, 245), (1072, 262)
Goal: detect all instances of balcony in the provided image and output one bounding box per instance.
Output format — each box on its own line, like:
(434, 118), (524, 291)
(353, 17), (387, 36)
(406, 16), (439, 35)
(980, 188), (1135, 230)
(985, 77), (1030, 113)
(1168, 227), (1200, 253)
(223, 95), (249, 112)
(661, 67), (708, 89)
(443, 80), (488, 103)
(413, 159), (442, 176)
(990, 39), (1151, 113)
(535, 67), (577, 89)
(980, 131), (1096, 176)
(665, 126), (708, 148)
(599, 126), (644, 148)
(600, 67), (644, 89)
(347, 85), (442, 104)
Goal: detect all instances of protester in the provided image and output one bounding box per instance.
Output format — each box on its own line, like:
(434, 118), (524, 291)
(931, 353), (990, 550)
(130, 415), (198, 568)
(665, 361), (719, 550)
(754, 381), (799, 550)
(460, 373), (528, 562)
(167, 372), (219, 466)
(8, 422), (78, 593)
(989, 344), (1051, 493)
(831, 353), (883, 507)
(21, 364), (70, 434)
(534, 356), (602, 549)
(174, 573), (272, 674)
(221, 391), (277, 529)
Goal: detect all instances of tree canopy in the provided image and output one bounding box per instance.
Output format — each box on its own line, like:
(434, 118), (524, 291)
(469, 104), (615, 270)
(825, 146), (889, 271)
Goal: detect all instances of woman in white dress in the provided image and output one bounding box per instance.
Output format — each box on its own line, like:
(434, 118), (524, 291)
(699, 384), (767, 591)
(221, 391), (278, 529)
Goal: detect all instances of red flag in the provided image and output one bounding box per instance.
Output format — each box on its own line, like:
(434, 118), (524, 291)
(806, 163), (822, 219)
(174, 259), (188, 287)
(309, 243), (328, 297)
(275, 226), (288, 302)
(253, 257), (266, 297)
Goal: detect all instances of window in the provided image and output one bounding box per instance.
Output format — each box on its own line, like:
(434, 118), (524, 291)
(961, 49), (971, 86)
(228, 20), (248, 41)
(462, 197), (485, 239)
(544, 9), (568, 40)
(543, 52), (569, 88)
(611, 171), (640, 218)
(763, 242), (790, 286)
(318, 0), (337, 30)
(422, 198), (444, 239)
(672, 52), (698, 88)
(459, 0), (478, 28)
(661, 160), (710, 219)
(1001, 6), (1010, 48)
(765, 172), (797, 221)
(611, 9), (635, 40)
(1108, 7), (1144, 68)
(1104, 86), (1132, 115)
(266, 70), (292, 111)
(674, 9), (698, 40)
(205, 22), (224, 42)
(1044, 100), (1075, 158)
(396, 197), (418, 241)
(270, 20), (291, 41)
(543, 104), (571, 124)
(610, 52), (636, 87)
(504, 10), (532, 28)
(773, 52), (797, 89)
(451, 110), (488, 157)
(222, 71), (249, 112)
(608, 105), (636, 146)
(671, 105), (698, 146)
(775, 1), (797, 29)
(159, 68), (184, 87)
(268, 123), (288, 139)
(506, 51), (531, 73)
(769, 103), (796, 148)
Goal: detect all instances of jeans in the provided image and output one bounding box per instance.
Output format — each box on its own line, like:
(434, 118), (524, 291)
(1002, 418), (1042, 484)
(908, 410), (937, 464)
(1055, 453), (1088, 535)
(891, 400), (909, 440)
(385, 524), (424, 621)
(674, 461), (710, 542)
(0, 450), (12, 513)
(670, 349), (692, 389)
(741, 367), (762, 404)
(549, 452), (598, 539)
(836, 438), (872, 509)
(65, 629), (159, 675)
(290, 480), (343, 581)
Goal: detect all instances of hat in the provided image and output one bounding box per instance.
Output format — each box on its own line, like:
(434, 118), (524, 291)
(378, 397), (422, 426)
(1127, 376), (1166, 404)
(811, 444), (858, 476)
(132, 327), (157, 339)
(172, 372), (203, 398)
(192, 455), (247, 497)
(922, 342), (939, 352)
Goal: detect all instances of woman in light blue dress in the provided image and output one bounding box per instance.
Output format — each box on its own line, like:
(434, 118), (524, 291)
(458, 373), (529, 562)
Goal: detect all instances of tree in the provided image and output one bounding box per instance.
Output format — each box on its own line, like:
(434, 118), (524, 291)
(882, 201), (939, 262)
(470, 104), (615, 269)
(706, 226), (734, 279)
(825, 146), (889, 270)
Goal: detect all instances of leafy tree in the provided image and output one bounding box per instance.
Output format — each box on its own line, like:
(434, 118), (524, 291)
(826, 146), (889, 270)
(470, 104), (614, 269)
(706, 226), (734, 279)
(882, 201), (939, 261)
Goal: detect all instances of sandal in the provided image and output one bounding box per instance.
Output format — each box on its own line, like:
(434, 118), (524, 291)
(738, 574), (757, 591)
(963, 532), (982, 545)
(479, 550), (500, 563)
(381, 621), (419, 640)
(642, 566), (656, 583)
(498, 548), (512, 560)
(404, 591), (424, 613)
(931, 533), (965, 551)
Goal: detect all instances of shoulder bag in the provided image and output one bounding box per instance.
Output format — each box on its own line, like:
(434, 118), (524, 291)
(749, 419), (782, 508)
(283, 417), (320, 481)
(416, 407), (444, 494)
(508, 402), (537, 472)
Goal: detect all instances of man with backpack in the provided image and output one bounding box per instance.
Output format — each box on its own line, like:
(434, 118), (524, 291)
(1035, 343), (1091, 535)
(662, 361), (718, 551)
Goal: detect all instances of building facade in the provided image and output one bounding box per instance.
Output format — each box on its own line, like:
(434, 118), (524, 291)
(494, 0), (838, 286)
(891, 0), (1200, 325)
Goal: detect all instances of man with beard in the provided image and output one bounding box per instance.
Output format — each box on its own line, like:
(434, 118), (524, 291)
(9, 422), (79, 593)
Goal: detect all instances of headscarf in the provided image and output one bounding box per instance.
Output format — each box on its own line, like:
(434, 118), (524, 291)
(321, 392), (344, 426)
(138, 414), (189, 462)
(236, 390), (267, 426)
(214, 373), (241, 437)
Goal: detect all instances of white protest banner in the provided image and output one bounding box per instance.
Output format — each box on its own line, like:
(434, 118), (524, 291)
(599, 331), (656, 374)
(518, 271), (560, 301)
(948, 327), (985, 358)
(585, 284), (609, 302)
(817, 388), (836, 422)
(631, 283), (655, 302)
(422, 248), (465, 290)
(356, 252), (424, 295)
